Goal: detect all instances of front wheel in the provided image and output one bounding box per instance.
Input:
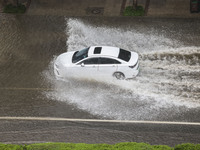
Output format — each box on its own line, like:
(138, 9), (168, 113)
(113, 72), (125, 80)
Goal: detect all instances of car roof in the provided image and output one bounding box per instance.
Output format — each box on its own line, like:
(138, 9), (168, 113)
(88, 46), (120, 58)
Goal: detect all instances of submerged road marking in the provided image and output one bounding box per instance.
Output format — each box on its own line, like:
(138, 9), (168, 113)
(1, 117), (200, 126)
(0, 87), (53, 91)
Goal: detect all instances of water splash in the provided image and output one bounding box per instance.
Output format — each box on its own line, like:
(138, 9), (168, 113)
(66, 18), (181, 53)
(43, 18), (200, 121)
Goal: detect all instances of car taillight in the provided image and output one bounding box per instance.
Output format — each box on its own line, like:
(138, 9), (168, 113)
(129, 61), (138, 69)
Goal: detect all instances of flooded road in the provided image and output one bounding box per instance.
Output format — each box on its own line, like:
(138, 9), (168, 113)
(0, 14), (200, 122)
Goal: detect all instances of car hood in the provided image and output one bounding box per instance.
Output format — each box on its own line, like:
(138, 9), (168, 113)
(56, 51), (75, 66)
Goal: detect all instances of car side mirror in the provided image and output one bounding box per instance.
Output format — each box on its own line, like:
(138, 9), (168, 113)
(81, 63), (85, 67)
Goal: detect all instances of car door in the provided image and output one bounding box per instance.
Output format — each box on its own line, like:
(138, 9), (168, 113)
(73, 57), (99, 78)
(98, 57), (121, 78)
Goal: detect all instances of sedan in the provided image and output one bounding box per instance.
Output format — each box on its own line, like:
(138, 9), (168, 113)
(54, 46), (139, 80)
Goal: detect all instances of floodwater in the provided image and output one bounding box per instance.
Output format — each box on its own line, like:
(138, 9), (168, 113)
(0, 14), (200, 121)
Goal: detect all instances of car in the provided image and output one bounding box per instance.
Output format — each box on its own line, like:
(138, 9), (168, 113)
(54, 46), (139, 80)
(190, 0), (200, 13)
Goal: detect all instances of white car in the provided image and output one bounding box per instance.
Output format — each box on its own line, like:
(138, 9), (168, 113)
(54, 46), (139, 80)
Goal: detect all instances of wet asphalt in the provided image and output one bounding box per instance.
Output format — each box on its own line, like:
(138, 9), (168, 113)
(0, 119), (200, 146)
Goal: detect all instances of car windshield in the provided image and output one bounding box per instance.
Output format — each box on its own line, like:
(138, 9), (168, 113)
(72, 47), (89, 63)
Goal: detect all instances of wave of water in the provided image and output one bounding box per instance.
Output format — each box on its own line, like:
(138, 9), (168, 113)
(43, 18), (200, 121)
(66, 19), (182, 53)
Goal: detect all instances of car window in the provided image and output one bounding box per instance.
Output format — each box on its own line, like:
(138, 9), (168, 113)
(72, 47), (89, 63)
(99, 58), (121, 64)
(118, 49), (131, 62)
(94, 47), (102, 54)
(78, 58), (99, 65)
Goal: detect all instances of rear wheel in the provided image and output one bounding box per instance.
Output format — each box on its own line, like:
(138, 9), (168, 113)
(113, 72), (125, 80)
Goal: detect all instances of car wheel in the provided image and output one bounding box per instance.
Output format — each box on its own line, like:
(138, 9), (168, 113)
(113, 72), (125, 80)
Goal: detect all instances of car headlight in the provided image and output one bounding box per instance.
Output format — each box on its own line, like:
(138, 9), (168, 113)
(55, 63), (60, 69)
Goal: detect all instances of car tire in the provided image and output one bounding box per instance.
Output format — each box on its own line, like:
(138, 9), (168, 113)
(113, 72), (125, 80)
